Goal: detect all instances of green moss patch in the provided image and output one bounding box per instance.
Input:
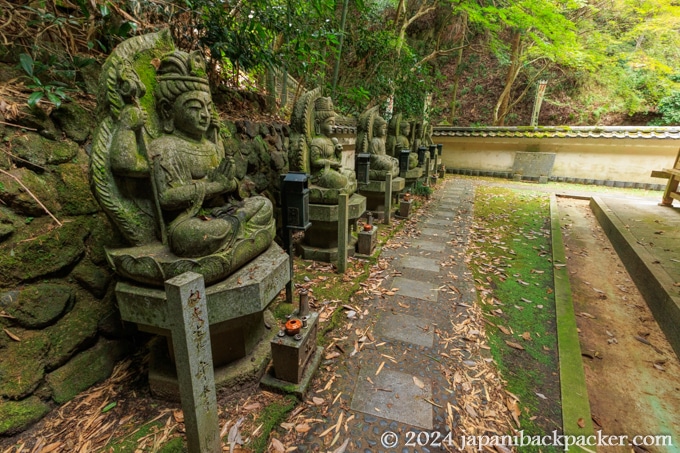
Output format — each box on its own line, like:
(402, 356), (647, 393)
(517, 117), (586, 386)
(0, 218), (87, 286)
(468, 185), (561, 450)
(44, 290), (113, 369)
(71, 258), (111, 298)
(51, 103), (95, 143)
(6, 283), (73, 328)
(0, 396), (51, 436)
(248, 395), (297, 453)
(55, 158), (100, 216)
(46, 337), (128, 404)
(0, 331), (50, 399)
(0, 167), (61, 217)
(7, 133), (78, 168)
(105, 417), (177, 452)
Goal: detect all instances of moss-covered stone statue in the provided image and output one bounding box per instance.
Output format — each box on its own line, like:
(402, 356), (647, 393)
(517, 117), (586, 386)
(90, 31), (275, 286)
(289, 87), (357, 204)
(386, 113), (418, 170)
(356, 106), (399, 180)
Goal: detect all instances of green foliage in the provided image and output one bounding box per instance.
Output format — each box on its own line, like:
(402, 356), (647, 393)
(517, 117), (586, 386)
(19, 54), (73, 109)
(412, 179), (433, 196)
(89, 1), (138, 52)
(652, 91), (680, 125)
(572, 0), (680, 118)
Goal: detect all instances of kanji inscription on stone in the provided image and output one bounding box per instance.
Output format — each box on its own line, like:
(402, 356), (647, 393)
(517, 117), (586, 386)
(165, 272), (220, 453)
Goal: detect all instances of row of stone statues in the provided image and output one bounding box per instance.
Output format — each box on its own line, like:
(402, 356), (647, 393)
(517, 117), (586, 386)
(90, 31), (432, 287)
(294, 92), (431, 191)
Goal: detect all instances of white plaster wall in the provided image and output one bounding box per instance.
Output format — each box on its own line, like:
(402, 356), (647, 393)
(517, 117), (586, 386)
(435, 136), (679, 184)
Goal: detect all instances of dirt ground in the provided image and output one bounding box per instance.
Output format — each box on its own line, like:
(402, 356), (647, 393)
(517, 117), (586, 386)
(557, 197), (680, 452)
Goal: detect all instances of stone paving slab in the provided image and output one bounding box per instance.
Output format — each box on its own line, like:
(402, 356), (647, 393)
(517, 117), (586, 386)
(397, 255), (440, 273)
(350, 367), (434, 430)
(420, 228), (449, 238)
(423, 218), (452, 227)
(411, 240), (446, 252)
(391, 277), (440, 302)
(374, 312), (435, 347)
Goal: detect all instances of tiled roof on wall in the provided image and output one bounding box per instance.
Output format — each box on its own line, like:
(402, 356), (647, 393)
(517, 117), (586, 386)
(433, 126), (680, 139)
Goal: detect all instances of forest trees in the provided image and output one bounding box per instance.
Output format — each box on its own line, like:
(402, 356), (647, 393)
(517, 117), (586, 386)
(475, 0), (590, 125)
(586, 0), (680, 122)
(2, 0), (678, 124)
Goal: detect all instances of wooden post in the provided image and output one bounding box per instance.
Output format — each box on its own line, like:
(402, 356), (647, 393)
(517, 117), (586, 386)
(337, 193), (349, 274)
(384, 173), (392, 225)
(165, 272), (220, 453)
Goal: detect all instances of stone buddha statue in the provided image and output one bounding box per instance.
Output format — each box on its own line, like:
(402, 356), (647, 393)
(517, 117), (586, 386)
(387, 116), (418, 170)
(369, 116), (400, 176)
(150, 51), (273, 258)
(90, 34), (275, 286)
(356, 106), (399, 180)
(309, 97), (356, 190)
(289, 88), (357, 204)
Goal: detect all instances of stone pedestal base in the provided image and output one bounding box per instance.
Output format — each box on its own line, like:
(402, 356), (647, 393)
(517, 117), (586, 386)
(299, 194), (366, 262)
(356, 226), (377, 256)
(147, 311), (278, 401)
(114, 243), (290, 401)
(358, 177), (405, 219)
(402, 167), (424, 189)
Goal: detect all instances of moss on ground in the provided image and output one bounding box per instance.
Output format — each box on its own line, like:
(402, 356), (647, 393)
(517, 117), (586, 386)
(248, 396), (297, 453)
(469, 185), (561, 451)
(105, 418), (177, 453)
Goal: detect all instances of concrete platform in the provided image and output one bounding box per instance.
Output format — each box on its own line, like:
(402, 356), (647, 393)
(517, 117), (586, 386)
(590, 196), (680, 358)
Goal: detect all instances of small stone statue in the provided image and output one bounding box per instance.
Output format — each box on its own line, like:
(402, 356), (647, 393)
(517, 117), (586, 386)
(289, 88), (357, 204)
(356, 106), (399, 180)
(387, 113), (418, 169)
(90, 31), (275, 286)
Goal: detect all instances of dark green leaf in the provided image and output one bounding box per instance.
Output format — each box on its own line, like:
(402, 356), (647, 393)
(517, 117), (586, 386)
(19, 54), (34, 77)
(46, 92), (62, 108)
(27, 91), (43, 108)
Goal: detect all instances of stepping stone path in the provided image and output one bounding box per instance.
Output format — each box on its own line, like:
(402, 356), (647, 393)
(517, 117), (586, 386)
(295, 179), (511, 452)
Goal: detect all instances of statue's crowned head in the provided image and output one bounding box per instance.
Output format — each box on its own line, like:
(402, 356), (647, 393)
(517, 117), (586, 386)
(314, 96), (336, 136)
(373, 116), (387, 137)
(400, 121), (411, 136)
(155, 50), (213, 136)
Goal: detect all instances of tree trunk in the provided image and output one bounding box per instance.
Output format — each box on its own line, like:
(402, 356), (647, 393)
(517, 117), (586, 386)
(449, 33), (465, 123)
(494, 29), (522, 126)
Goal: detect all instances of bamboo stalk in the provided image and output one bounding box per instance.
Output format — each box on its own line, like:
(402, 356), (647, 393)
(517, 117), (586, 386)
(0, 169), (62, 226)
